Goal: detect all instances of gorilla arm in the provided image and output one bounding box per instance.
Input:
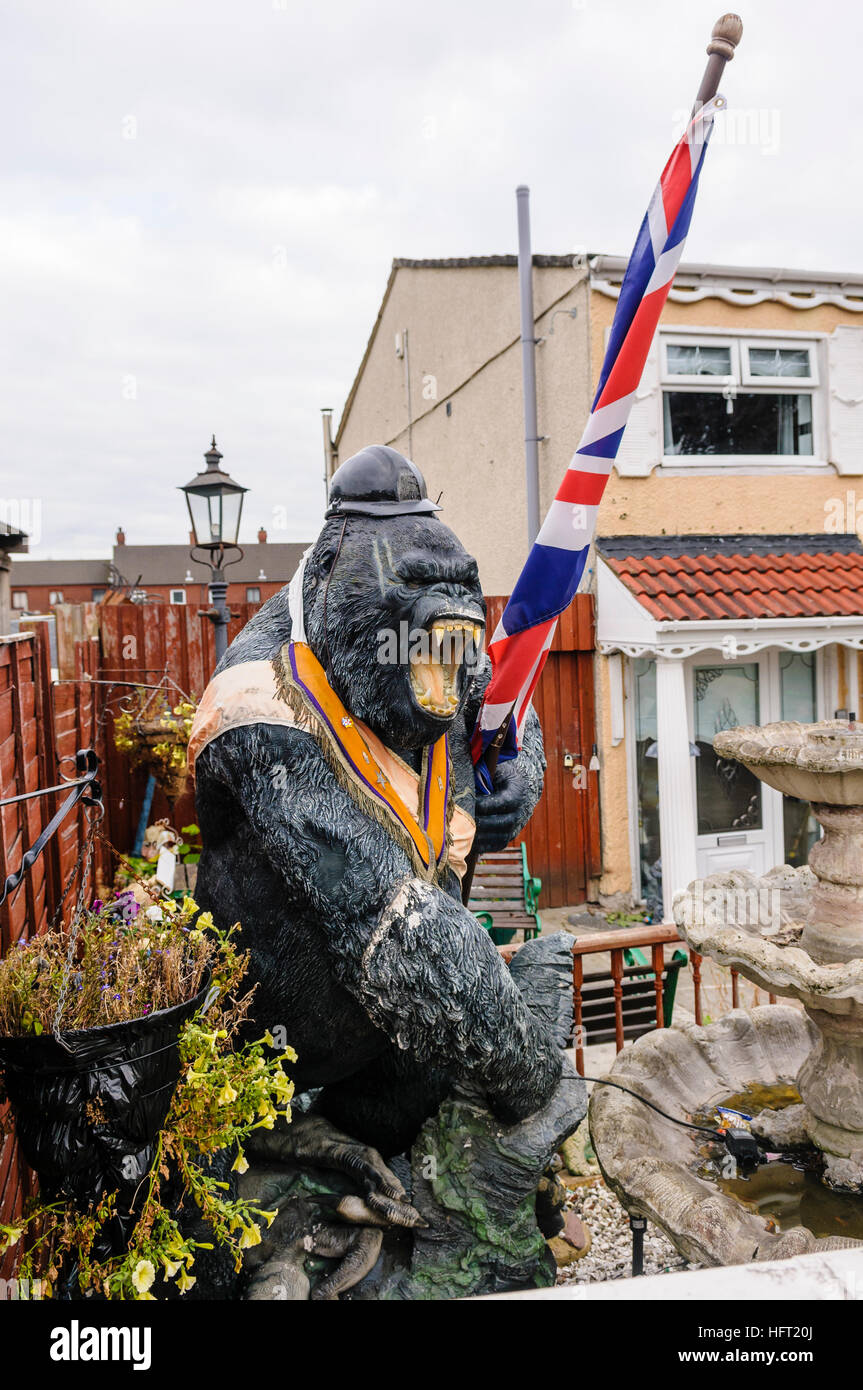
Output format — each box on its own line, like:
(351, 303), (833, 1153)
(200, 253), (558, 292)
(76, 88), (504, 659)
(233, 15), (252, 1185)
(207, 724), (562, 1124)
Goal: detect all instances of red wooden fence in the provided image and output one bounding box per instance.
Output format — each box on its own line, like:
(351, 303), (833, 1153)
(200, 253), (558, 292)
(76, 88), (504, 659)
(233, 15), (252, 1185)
(0, 627), (106, 1274)
(485, 594), (600, 908)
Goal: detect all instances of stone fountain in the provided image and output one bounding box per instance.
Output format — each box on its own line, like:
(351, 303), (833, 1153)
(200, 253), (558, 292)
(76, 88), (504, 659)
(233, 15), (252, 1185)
(676, 719), (863, 1190)
(590, 719), (863, 1266)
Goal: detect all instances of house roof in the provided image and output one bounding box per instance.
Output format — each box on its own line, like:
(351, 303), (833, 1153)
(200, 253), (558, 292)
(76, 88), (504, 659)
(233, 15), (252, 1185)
(597, 534), (863, 623)
(10, 557), (110, 585)
(0, 520), (28, 555)
(10, 542), (310, 590)
(112, 542), (308, 586)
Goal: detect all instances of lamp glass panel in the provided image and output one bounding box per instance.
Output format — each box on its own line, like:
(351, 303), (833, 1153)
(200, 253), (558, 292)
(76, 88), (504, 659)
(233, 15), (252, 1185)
(219, 488), (244, 544)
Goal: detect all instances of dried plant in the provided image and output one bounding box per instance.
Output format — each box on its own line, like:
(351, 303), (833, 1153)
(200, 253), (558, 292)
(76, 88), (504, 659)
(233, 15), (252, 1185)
(0, 893), (211, 1036)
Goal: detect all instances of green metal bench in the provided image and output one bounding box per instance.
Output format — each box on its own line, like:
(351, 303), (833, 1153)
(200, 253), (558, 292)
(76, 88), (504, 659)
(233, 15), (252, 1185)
(469, 844), (541, 945)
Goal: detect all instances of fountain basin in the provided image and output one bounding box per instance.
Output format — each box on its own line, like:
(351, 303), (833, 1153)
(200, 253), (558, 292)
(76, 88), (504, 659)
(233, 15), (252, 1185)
(589, 1006), (862, 1266)
(714, 718), (863, 806)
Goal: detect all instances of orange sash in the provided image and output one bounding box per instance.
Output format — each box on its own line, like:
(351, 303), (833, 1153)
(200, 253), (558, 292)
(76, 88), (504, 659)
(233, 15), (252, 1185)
(188, 644), (474, 883)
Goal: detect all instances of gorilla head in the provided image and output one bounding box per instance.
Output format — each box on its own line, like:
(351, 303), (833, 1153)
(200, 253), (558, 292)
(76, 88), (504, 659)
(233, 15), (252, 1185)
(301, 448), (486, 751)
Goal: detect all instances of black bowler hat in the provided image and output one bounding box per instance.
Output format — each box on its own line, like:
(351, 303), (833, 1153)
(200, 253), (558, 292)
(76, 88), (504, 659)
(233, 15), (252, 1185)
(326, 445), (441, 519)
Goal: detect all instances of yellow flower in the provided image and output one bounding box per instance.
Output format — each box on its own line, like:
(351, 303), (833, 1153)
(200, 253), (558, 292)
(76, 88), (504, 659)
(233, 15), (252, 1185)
(258, 1209), (278, 1228)
(218, 1082), (238, 1106)
(131, 1259), (156, 1294)
(177, 1269), (197, 1293)
(273, 1073), (294, 1102)
(232, 1151), (249, 1175)
(162, 1258), (183, 1279)
(1, 1227), (22, 1251)
(196, 911), (214, 932)
(136, 1291), (157, 1301)
(238, 1224), (262, 1250)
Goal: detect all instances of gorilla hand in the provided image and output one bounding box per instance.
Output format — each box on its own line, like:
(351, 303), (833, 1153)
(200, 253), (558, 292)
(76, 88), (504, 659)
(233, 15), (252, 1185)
(469, 700), (545, 854)
(474, 757), (535, 854)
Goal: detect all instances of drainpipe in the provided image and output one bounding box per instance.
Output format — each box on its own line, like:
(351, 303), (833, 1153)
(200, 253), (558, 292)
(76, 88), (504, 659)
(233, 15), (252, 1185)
(516, 186), (541, 545)
(321, 408), (336, 501)
(402, 329), (414, 458)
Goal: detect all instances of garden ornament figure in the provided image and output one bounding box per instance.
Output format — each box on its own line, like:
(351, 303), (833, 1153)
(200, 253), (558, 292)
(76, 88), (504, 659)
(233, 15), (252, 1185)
(190, 446), (585, 1298)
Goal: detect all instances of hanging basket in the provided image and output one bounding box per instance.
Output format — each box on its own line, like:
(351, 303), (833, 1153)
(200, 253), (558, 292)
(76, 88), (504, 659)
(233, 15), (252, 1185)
(133, 717), (190, 804)
(0, 969), (211, 1207)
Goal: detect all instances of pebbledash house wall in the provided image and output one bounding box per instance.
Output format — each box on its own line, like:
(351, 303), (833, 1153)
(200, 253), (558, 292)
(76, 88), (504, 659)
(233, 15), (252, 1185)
(336, 256), (863, 905)
(335, 259), (592, 597)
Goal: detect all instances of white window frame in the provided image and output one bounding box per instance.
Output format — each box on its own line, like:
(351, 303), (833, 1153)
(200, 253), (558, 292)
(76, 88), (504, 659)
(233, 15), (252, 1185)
(741, 338), (819, 388)
(11, 590), (27, 610)
(170, 588), (187, 605)
(659, 325), (826, 470)
(661, 334), (739, 384)
(245, 586), (261, 604)
(49, 590), (64, 605)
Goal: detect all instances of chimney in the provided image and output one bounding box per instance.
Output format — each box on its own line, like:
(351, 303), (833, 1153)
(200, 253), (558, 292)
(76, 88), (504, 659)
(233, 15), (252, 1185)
(116, 526), (126, 545)
(257, 526), (267, 543)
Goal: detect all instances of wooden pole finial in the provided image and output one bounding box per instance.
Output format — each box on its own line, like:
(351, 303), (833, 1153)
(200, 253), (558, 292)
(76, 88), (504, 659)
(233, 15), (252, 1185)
(693, 13), (744, 110)
(707, 14), (744, 61)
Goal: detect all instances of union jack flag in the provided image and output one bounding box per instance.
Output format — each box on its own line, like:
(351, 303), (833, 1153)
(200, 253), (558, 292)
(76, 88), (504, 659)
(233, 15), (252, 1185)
(472, 96), (725, 790)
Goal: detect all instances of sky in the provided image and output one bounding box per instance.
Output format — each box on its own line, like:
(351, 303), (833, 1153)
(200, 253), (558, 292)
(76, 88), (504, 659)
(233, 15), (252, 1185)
(3, 0), (861, 559)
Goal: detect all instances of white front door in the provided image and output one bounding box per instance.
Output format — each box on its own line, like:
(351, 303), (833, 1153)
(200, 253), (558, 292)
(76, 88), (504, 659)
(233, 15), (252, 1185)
(688, 654), (783, 879)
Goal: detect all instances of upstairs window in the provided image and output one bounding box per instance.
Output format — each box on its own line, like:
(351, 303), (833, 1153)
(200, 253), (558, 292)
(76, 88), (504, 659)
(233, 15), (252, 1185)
(49, 590), (64, 605)
(11, 591), (27, 610)
(170, 588), (187, 605)
(661, 336), (818, 461)
(245, 586), (261, 604)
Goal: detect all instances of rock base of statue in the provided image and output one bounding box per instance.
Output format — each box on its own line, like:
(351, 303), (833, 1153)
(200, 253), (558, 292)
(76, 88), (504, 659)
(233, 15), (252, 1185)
(240, 932), (586, 1300)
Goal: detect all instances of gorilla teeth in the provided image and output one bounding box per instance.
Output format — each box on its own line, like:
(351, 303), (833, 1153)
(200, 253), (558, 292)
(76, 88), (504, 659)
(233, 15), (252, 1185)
(407, 618), (484, 717)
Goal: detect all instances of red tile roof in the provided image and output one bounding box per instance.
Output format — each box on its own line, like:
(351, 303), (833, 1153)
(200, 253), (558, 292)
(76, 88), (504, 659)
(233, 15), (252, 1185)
(604, 547), (863, 623)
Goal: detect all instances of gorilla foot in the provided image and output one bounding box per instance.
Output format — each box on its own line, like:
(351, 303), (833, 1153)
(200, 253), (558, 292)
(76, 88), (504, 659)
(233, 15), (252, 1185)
(240, 1113), (423, 1299)
(245, 1110), (424, 1229)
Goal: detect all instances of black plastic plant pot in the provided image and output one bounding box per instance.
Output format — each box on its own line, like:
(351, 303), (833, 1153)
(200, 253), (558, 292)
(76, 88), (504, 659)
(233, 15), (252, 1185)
(0, 969), (211, 1208)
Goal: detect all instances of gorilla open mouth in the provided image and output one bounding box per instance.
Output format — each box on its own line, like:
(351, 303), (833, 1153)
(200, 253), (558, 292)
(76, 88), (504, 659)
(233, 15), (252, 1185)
(408, 617), (483, 718)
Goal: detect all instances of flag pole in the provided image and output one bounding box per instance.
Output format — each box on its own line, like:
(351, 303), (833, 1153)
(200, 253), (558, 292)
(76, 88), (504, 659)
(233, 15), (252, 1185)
(461, 706), (515, 905)
(462, 13), (743, 913)
(693, 14), (743, 111)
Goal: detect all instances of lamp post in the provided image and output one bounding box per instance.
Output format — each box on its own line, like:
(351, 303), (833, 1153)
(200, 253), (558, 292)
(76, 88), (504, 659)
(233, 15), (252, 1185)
(180, 436), (248, 665)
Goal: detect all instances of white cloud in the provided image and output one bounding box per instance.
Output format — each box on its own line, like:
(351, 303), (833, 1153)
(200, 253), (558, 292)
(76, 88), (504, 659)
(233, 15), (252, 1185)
(3, 0), (861, 557)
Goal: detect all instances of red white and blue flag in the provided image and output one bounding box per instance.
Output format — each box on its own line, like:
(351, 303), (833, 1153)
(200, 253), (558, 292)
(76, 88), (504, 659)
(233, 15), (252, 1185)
(472, 97), (725, 790)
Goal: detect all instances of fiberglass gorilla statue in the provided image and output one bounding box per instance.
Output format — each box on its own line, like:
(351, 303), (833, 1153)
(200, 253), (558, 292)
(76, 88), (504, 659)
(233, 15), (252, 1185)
(190, 446), (585, 1299)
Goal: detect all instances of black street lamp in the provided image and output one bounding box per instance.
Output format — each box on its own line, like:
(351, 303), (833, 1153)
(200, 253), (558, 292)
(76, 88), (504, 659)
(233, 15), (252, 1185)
(180, 436), (248, 664)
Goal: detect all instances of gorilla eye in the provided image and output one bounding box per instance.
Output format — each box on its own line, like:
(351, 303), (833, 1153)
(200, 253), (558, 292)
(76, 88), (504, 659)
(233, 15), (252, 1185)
(403, 579), (426, 590)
